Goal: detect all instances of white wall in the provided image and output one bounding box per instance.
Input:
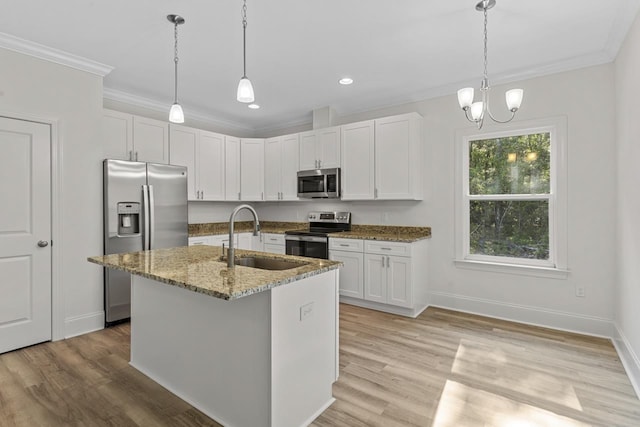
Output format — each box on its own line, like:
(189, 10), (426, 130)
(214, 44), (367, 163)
(614, 10), (640, 394)
(0, 48), (105, 337)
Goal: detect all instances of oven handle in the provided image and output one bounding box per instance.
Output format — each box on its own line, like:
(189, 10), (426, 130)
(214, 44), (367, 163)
(285, 235), (328, 243)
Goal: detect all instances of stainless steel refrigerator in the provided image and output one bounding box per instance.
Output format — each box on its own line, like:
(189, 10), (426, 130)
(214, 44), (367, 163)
(103, 159), (188, 324)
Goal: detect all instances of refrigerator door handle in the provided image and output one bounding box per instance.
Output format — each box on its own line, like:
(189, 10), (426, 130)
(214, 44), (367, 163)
(142, 184), (150, 250)
(148, 184), (155, 249)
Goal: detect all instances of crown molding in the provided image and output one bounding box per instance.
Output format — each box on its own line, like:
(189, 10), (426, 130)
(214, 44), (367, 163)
(103, 88), (252, 133)
(0, 32), (113, 77)
(604, 0), (640, 60)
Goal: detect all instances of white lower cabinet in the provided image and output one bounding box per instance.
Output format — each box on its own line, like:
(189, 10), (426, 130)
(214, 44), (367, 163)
(329, 238), (365, 299)
(261, 233), (286, 254)
(331, 237), (428, 317)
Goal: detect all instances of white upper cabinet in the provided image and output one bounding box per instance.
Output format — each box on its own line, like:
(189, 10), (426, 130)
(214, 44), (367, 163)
(102, 110), (169, 164)
(103, 109), (133, 160)
(240, 138), (265, 201)
(374, 113), (423, 200)
(264, 137), (282, 201)
(341, 120), (375, 200)
(298, 126), (341, 170)
(225, 136), (241, 201)
(198, 131), (225, 201)
(265, 134), (299, 201)
(169, 125), (198, 200)
(170, 125), (225, 201)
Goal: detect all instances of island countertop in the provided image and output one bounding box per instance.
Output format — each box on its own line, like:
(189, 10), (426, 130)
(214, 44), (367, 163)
(88, 246), (341, 301)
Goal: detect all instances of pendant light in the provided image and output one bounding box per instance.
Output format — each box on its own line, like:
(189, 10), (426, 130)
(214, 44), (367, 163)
(237, 0), (255, 103)
(168, 14), (185, 123)
(457, 0), (523, 129)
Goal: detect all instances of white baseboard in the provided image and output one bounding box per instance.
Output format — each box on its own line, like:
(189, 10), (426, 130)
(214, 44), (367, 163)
(64, 311), (104, 339)
(340, 296), (428, 318)
(428, 291), (614, 338)
(613, 324), (640, 399)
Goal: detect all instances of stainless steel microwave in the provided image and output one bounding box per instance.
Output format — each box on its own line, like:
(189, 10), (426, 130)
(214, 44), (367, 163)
(297, 168), (341, 199)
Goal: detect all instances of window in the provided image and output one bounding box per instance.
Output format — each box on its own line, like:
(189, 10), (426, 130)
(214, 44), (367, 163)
(455, 118), (568, 277)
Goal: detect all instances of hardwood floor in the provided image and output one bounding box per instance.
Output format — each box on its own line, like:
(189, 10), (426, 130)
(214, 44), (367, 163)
(1, 305), (639, 426)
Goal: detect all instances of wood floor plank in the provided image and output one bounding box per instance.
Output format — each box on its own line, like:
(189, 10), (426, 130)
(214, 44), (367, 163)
(1, 304), (639, 426)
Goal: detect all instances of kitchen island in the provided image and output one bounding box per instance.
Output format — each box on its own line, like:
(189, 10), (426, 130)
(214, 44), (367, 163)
(88, 246), (341, 427)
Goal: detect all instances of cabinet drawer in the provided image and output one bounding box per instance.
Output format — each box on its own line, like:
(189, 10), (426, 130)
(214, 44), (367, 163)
(262, 233), (285, 245)
(329, 238), (364, 252)
(189, 236), (212, 246)
(365, 241), (412, 257)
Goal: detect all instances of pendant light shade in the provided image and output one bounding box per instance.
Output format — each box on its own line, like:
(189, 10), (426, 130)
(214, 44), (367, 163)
(168, 14), (185, 123)
(237, 77), (255, 103)
(237, 0), (255, 103)
(169, 103), (185, 123)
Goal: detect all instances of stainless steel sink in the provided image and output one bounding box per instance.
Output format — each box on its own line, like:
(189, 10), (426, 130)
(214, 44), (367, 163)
(227, 256), (309, 271)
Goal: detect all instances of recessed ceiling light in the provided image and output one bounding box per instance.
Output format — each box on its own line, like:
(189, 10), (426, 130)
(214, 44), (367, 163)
(339, 77), (353, 85)
(248, 103), (260, 109)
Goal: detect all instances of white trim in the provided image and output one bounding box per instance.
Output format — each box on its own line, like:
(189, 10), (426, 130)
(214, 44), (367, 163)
(603, 0), (640, 61)
(339, 296), (428, 318)
(428, 291), (614, 338)
(64, 311), (105, 339)
(299, 398), (336, 427)
(0, 32), (113, 77)
(454, 116), (568, 272)
(613, 324), (640, 399)
(453, 259), (569, 279)
(103, 88), (252, 133)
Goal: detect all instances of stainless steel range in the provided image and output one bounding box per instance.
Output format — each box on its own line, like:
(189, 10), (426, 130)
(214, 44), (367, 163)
(285, 211), (351, 259)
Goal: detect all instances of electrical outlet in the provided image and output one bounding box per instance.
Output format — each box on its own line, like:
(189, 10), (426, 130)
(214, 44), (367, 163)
(300, 302), (314, 321)
(576, 286), (586, 297)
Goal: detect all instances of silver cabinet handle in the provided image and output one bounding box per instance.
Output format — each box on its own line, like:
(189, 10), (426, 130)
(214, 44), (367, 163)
(196, 190), (200, 199)
(135, 151), (139, 161)
(37, 240), (49, 248)
(375, 188), (378, 198)
(381, 256), (385, 267)
(386, 256), (390, 268)
(238, 192), (241, 200)
(201, 190), (204, 199)
(339, 244), (349, 247)
(129, 150), (133, 161)
(381, 247), (392, 251)
(261, 192), (264, 200)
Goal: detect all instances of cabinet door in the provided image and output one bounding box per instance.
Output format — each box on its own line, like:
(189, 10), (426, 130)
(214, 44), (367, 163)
(264, 137), (282, 201)
(364, 254), (387, 303)
(169, 125), (198, 201)
(317, 126), (341, 168)
(298, 130), (318, 170)
(133, 116), (169, 164)
(387, 256), (412, 308)
(341, 121), (374, 200)
(330, 250), (364, 298)
(374, 114), (421, 200)
(199, 131), (225, 201)
(103, 109), (133, 160)
(236, 233), (253, 250)
(280, 134), (299, 200)
(225, 136), (241, 201)
(240, 138), (265, 201)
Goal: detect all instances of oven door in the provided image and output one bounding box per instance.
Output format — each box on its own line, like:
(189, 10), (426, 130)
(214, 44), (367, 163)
(285, 235), (329, 259)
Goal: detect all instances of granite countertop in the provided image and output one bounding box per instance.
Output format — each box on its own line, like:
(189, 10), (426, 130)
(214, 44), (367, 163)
(189, 222), (431, 243)
(88, 246), (341, 301)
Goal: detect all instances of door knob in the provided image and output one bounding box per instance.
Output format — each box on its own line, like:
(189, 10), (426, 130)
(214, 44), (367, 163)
(37, 240), (49, 247)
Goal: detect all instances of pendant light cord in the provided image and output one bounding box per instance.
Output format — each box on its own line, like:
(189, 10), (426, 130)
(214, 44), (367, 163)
(242, 0), (248, 78)
(483, 3), (489, 84)
(174, 21), (179, 103)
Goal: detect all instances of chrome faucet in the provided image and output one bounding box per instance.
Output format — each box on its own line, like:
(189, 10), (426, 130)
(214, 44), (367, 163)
(227, 204), (260, 268)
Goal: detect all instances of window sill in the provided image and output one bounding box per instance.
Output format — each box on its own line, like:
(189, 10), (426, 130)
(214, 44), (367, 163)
(454, 259), (569, 280)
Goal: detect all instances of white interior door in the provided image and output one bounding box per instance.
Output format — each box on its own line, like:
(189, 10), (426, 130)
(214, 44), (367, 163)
(0, 117), (51, 354)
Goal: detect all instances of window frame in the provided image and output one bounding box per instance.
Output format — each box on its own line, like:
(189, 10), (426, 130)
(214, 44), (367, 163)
(454, 117), (569, 278)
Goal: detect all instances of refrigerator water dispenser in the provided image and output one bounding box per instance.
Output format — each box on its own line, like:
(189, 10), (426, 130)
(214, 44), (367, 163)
(117, 202), (140, 235)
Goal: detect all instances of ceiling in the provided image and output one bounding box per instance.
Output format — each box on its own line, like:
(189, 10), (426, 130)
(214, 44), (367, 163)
(2, 1), (639, 133)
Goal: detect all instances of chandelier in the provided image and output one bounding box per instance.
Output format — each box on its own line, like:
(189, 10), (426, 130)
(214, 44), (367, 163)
(457, 0), (523, 129)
